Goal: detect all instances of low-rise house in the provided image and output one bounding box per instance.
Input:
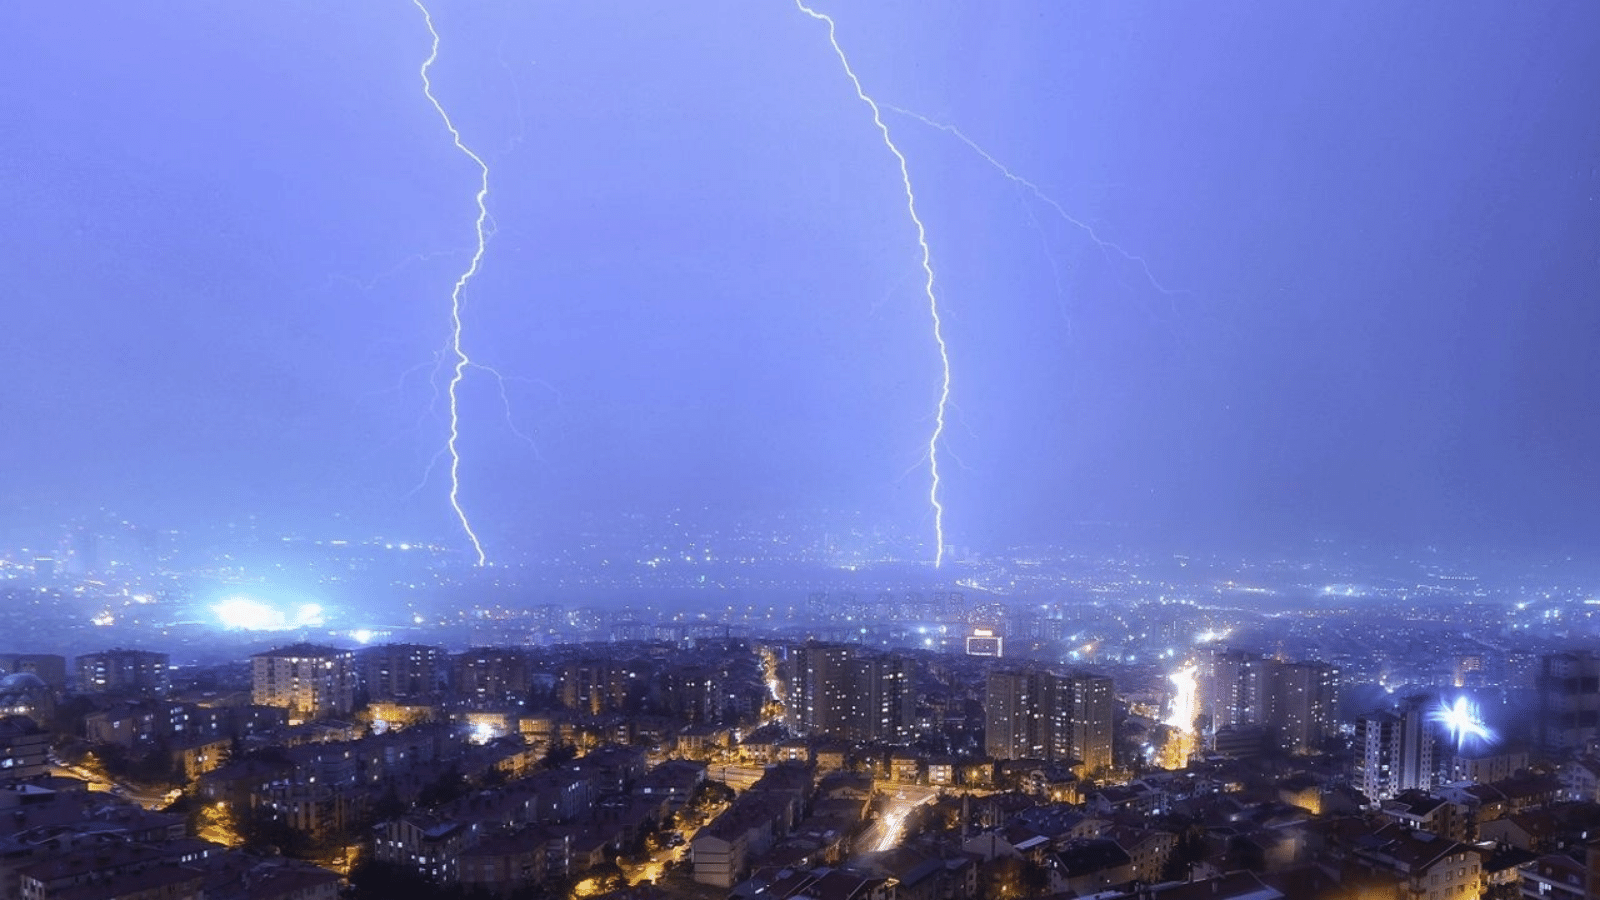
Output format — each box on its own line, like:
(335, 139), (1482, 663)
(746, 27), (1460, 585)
(456, 825), (550, 896)
(1049, 838), (1133, 895)
(1348, 824), (1484, 900)
(373, 814), (468, 883)
(1520, 852), (1588, 900)
(169, 735), (230, 781)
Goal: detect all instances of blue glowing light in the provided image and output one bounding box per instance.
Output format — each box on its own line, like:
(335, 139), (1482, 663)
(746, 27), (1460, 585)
(1430, 695), (1496, 752)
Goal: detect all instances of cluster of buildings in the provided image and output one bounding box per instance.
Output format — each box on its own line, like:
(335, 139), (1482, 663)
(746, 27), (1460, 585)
(12, 632), (1600, 898)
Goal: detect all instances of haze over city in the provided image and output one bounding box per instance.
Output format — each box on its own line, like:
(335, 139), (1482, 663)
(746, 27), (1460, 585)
(2, 4), (1599, 900)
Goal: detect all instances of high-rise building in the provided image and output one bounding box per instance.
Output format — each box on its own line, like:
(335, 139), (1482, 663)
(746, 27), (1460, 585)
(1200, 649), (1338, 754)
(985, 668), (1113, 773)
(787, 643), (914, 742)
(660, 665), (724, 725)
(1200, 649), (1265, 731)
(1355, 696), (1433, 801)
(0, 654), (67, 692)
(986, 669), (1045, 760)
(251, 643), (356, 724)
(560, 658), (634, 715)
(1051, 672), (1114, 773)
(1537, 651), (1600, 754)
(76, 648), (170, 696)
(454, 647), (533, 707)
(1268, 660), (1340, 754)
(788, 643), (856, 737)
(850, 653), (914, 743)
(359, 643), (447, 701)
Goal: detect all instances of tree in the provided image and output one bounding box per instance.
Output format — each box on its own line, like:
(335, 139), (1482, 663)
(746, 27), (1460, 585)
(540, 743), (578, 770)
(418, 766), (469, 808)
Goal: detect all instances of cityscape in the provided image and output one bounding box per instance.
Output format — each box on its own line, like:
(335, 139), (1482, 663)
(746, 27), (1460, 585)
(4, 522), (1600, 899)
(6, 2), (1600, 900)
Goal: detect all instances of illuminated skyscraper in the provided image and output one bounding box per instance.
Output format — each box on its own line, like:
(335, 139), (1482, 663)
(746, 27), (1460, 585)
(1355, 696), (1433, 801)
(851, 653), (914, 743)
(790, 643), (855, 737)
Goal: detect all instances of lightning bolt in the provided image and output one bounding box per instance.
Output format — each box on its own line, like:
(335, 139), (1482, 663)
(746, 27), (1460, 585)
(882, 104), (1176, 296)
(415, 0), (490, 566)
(795, 1), (951, 568)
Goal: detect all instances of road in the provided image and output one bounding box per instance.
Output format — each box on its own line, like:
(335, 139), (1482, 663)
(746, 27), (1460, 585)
(48, 759), (180, 810)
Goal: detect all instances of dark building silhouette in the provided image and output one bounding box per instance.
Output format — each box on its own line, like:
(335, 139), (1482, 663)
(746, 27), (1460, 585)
(787, 643), (913, 743)
(76, 648), (170, 696)
(0, 654), (67, 692)
(454, 647), (532, 707)
(359, 643), (448, 700)
(1538, 651), (1600, 754)
(985, 668), (1112, 773)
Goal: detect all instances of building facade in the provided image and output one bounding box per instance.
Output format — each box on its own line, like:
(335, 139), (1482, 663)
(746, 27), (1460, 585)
(1200, 648), (1337, 754)
(359, 643), (447, 701)
(76, 648), (171, 696)
(1355, 697), (1433, 801)
(251, 643), (357, 724)
(986, 668), (1113, 773)
(1537, 651), (1600, 754)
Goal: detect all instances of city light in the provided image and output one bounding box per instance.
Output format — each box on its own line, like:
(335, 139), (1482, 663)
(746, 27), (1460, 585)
(1158, 662), (1198, 769)
(213, 597), (325, 631)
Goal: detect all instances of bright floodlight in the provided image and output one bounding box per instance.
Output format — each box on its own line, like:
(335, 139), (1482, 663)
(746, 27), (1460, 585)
(1430, 696), (1495, 751)
(213, 596), (327, 631)
(214, 597), (282, 630)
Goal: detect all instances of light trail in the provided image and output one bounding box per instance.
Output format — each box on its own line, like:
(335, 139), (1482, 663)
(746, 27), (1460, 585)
(1159, 662), (1198, 769)
(794, 1), (951, 568)
(883, 104), (1175, 296)
(415, 0), (490, 566)
(873, 805), (910, 852)
(1162, 663), (1198, 731)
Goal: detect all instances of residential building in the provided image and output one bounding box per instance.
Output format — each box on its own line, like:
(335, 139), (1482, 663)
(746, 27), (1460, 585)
(76, 649), (170, 696)
(1537, 651), (1600, 755)
(986, 669), (1112, 774)
(1355, 697), (1433, 801)
(250, 644), (357, 724)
